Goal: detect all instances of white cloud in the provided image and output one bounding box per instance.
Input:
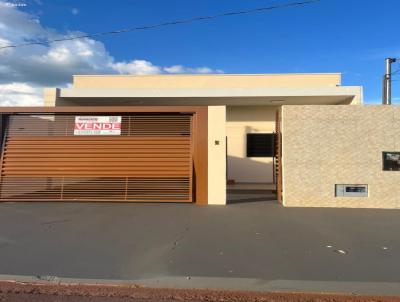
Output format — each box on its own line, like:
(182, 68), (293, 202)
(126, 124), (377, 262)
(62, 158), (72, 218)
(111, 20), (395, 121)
(0, 82), (42, 106)
(0, 1), (223, 106)
(0, 37), (11, 47)
(111, 60), (161, 75)
(164, 65), (224, 74)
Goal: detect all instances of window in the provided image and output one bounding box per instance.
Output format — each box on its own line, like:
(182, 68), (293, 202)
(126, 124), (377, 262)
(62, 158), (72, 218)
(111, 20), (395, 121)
(246, 133), (275, 157)
(383, 152), (400, 171)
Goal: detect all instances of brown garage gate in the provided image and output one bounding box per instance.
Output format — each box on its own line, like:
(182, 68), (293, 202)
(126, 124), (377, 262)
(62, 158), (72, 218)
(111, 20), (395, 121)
(0, 107), (208, 203)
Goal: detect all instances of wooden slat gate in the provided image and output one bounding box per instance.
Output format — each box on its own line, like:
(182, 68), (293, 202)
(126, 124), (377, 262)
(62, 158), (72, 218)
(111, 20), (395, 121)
(275, 110), (282, 203)
(0, 113), (193, 202)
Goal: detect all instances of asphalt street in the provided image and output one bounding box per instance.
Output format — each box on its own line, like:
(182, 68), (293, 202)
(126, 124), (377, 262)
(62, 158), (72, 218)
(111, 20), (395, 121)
(0, 196), (399, 294)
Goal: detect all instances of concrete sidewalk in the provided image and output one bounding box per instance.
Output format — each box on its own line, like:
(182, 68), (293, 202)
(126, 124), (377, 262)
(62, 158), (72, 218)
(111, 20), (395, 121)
(0, 200), (399, 295)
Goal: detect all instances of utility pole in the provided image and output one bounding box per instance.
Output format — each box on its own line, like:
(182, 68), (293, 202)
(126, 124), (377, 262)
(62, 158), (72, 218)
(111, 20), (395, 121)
(383, 58), (397, 105)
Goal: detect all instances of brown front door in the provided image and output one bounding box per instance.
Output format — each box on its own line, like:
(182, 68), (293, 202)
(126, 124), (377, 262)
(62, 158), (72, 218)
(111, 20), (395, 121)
(0, 113), (193, 202)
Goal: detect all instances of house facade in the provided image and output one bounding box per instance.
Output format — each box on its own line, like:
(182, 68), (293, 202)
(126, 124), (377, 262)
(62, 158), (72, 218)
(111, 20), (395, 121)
(3, 73), (398, 208)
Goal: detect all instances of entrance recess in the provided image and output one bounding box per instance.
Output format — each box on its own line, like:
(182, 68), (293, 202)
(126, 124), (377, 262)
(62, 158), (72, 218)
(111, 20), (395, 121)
(0, 113), (194, 202)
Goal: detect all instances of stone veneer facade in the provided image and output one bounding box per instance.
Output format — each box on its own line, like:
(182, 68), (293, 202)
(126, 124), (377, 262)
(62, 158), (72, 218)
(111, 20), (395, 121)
(282, 105), (400, 208)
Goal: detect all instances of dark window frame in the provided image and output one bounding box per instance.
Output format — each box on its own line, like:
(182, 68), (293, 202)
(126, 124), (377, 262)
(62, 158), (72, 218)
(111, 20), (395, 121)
(246, 133), (275, 158)
(383, 151), (400, 171)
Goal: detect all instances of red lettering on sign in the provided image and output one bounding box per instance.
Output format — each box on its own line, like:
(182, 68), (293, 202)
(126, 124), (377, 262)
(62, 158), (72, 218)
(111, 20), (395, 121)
(74, 122), (121, 130)
(75, 123), (85, 130)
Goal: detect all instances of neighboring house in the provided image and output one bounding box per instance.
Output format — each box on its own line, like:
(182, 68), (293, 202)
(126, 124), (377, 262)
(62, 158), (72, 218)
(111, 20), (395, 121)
(2, 73), (400, 208)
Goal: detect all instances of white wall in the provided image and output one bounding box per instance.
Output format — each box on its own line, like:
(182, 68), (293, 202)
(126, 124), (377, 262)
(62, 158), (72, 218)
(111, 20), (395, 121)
(208, 106), (227, 205)
(226, 105), (278, 183)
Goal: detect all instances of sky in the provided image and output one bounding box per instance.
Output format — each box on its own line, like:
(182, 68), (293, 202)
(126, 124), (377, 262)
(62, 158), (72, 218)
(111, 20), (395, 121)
(0, 0), (400, 106)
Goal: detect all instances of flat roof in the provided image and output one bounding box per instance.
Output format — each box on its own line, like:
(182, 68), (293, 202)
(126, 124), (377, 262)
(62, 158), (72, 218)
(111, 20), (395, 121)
(0, 106), (204, 113)
(73, 73), (342, 77)
(71, 73), (343, 89)
(54, 86), (362, 106)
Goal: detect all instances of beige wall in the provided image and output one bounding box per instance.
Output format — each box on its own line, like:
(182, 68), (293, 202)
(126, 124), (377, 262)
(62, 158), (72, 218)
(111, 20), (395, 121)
(43, 88), (58, 106)
(46, 73), (362, 107)
(282, 105), (400, 208)
(226, 106), (278, 183)
(207, 106), (227, 205)
(348, 86), (363, 105)
(73, 73), (341, 89)
(44, 88), (80, 106)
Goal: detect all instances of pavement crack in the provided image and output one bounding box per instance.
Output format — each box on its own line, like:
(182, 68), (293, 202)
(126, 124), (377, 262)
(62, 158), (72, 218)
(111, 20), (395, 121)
(169, 216), (192, 252)
(41, 219), (71, 226)
(41, 219), (72, 232)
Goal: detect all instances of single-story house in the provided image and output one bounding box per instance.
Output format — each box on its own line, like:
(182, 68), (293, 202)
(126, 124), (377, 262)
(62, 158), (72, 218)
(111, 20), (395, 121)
(1, 73), (399, 208)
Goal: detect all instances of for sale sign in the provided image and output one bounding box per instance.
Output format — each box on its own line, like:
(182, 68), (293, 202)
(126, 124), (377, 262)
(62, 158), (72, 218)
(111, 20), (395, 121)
(74, 116), (122, 135)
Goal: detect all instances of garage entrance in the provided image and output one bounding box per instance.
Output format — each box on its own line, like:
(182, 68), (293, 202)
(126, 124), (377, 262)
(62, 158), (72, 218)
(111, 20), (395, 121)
(0, 109), (204, 203)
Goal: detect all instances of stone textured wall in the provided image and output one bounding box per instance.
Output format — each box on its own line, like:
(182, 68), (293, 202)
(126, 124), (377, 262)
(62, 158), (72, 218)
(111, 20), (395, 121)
(282, 105), (400, 208)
